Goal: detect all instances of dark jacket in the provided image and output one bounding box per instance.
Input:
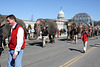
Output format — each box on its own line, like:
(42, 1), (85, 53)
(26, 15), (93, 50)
(42, 29), (48, 36)
(0, 27), (3, 37)
(0, 26), (3, 52)
(95, 30), (98, 36)
(74, 29), (78, 35)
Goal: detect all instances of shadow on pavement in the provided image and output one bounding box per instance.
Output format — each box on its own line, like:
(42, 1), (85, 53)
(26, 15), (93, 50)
(0, 52), (1, 56)
(89, 39), (95, 40)
(58, 38), (68, 41)
(29, 42), (42, 47)
(69, 48), (83, 53)
(90, 44), (100, 47)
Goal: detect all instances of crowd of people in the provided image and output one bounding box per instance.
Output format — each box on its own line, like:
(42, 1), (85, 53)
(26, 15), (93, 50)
(26, 26), (100, 54)
(27, 27), (35, 39)
(0, 15), (100, 67)
(67, 27), (100, 53)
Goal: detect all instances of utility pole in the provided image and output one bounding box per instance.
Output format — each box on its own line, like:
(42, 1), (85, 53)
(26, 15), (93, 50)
(31, 14), (33, 21)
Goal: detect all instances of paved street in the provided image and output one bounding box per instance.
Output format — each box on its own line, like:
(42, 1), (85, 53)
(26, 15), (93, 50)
(0, 35), (100, 67)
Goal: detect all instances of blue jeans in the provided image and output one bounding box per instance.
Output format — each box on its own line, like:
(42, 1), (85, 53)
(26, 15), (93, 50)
(8, 49), (24, 67)
(95, 35), (98, 39)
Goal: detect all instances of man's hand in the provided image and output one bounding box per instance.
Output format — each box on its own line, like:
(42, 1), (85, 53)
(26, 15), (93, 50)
(5, 44), (8, 48)
(47, 34), (49, 38)
(13, 54), (17, 59)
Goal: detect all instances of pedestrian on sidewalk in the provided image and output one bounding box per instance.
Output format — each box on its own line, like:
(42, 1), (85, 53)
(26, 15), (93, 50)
(6, 15), (25, 67)
(81, 29), (89, 53)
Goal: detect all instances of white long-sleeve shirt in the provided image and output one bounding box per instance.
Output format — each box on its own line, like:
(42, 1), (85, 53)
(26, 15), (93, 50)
(9, 23), (24, 55)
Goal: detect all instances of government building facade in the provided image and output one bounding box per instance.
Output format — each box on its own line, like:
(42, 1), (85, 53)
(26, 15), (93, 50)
(23, 20), (36, 29)
(24, 8), (67, 31)
(53, 8), (67, 30)
(71, 13), (94, 27)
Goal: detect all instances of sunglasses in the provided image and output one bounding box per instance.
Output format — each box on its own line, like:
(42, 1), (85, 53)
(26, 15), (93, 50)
(7, 20), (10, 22)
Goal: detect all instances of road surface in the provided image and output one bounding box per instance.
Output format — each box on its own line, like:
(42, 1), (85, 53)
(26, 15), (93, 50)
(0, 36), (100, 67)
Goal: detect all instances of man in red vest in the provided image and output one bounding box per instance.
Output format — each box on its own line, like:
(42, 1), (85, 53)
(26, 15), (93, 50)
(6, 15), (25, 67)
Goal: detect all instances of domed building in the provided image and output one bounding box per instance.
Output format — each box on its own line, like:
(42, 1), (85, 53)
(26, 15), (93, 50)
(71, 13), (94, 26)
(53, 8), (67, 31)
(57, 7), (65, 20)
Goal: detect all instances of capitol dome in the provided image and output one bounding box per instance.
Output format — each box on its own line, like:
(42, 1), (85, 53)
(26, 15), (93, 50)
(57, 8), (65, 20)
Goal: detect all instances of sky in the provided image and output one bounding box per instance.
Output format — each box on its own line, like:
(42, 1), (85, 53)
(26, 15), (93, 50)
(0, 0), (100, 21)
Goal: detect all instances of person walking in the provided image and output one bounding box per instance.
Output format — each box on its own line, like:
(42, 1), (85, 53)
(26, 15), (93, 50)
(30, 28), (35, 38)
(57, 29), (59, 38)
(64, 29), (66, 35)
(42, 27), (49, 47)
(60, 29), (62, 36)
(74, 28), (78, 44)
(81, 29), (89, 53)
(28, 28), (31, 38)
(95, 28), (98, 39)
(6, 15), (25, 67)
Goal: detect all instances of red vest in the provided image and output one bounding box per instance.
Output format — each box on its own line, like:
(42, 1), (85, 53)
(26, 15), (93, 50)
(9, 24), (25, 49)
